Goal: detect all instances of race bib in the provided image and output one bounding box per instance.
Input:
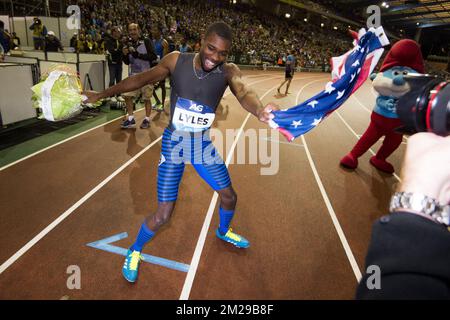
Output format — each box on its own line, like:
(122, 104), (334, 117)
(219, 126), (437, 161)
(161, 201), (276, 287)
(172, 97), (215, 132)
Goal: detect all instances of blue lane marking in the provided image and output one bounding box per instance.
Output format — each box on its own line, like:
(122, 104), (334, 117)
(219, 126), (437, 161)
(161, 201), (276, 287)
(86, 232), (190, 273)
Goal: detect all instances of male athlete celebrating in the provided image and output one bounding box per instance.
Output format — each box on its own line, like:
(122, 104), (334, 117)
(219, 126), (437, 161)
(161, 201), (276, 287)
(84, 22), (278, 283)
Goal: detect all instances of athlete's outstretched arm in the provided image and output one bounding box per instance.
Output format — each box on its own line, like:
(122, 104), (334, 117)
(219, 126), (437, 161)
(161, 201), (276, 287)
(83, 51), (180, 103)
(227, 63), (279, 124)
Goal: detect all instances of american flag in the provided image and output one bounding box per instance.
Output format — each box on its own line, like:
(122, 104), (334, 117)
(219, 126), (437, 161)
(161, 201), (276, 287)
(269, 27), (390, 142)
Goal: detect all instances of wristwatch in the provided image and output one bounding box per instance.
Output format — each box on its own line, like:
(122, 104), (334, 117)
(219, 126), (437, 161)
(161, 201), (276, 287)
(389, 192), (450, 226)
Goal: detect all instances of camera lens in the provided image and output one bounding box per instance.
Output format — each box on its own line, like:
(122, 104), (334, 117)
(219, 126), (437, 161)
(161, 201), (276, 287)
(396, 74), (450, 136)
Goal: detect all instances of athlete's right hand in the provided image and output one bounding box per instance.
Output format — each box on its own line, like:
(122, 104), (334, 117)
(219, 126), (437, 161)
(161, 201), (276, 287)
(82, 91), (102, 104)
(258, 102), (280, 124)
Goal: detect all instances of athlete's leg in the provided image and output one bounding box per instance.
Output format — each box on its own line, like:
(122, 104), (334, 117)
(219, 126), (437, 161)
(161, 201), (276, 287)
(216, 186), (237, 234)
(123, 128), (185, 282)
(192, 137), (249, 248)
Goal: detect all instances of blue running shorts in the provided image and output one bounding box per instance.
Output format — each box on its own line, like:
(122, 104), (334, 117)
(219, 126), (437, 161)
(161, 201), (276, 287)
(157, 127), (231, 202)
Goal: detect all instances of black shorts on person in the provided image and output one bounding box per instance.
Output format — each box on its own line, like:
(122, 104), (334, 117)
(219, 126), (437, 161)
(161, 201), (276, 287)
(285, 70), (293, 79)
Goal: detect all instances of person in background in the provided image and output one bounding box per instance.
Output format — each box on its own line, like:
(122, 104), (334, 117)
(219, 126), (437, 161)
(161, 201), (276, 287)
(70, 33), (78, 50)
(11, 32), (20, 50)
(29, 17), (47, 50)
(105, 26), (124, 102)
(121, 23), (157, 129)
(95, 33), (105, 54)
(44, 31), (64, 52)
(84, 34), (98, 53)
(179, 37), (192, 53)
(151, 27), (169, 112)
(277, 49), (296, 95)
(167, 35), (176, 53)
(0, 21), (11, 54)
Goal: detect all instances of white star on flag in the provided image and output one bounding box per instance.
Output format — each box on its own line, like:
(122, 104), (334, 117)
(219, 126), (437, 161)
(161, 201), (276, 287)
(352, 45), (361, 54)
(292, 120), (302, 128)
(336, 90), (345, 99)
(325, 82), (335, 94)
(351, 60), (360, 67)
(350, 73), (356, 82)
(312, 118), (322, 126)
(307, 100), (319, 108)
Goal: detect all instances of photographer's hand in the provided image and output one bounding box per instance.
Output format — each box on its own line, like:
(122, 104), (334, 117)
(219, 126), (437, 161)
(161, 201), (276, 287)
(399, 132), (450, 205)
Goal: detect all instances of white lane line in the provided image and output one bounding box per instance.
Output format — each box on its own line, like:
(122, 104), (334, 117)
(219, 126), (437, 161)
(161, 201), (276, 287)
(335, 111), (402, 182)
(0, 135), (162, 275)
(296, 80), (362, 282)
(260, 136), (305, 148)
(178, 77), (315, 300)
(0, 76), (282, 275)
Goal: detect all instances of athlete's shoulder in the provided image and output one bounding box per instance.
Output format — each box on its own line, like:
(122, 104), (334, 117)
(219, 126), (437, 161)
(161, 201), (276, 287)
(223, 62), (242, 79)
(163, 51), (181, 62)
(160, 51), (181, 72)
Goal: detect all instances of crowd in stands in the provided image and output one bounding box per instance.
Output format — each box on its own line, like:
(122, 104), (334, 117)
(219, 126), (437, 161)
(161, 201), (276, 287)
(65, 0), (351, 69)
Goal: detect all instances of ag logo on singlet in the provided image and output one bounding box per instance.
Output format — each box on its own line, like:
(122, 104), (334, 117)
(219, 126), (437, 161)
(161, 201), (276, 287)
(189, 104), (203, 112)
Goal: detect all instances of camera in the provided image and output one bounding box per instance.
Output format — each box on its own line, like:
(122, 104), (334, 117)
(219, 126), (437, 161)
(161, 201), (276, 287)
(396, 74), (450, 137)
(124, 38), (137, 52)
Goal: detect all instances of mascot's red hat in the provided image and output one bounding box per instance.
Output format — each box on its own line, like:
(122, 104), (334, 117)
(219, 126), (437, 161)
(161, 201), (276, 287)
(380, 39), (425, 73)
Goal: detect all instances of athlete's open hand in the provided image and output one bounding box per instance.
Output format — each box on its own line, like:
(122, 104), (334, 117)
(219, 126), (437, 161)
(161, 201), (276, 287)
(258, 103), (280, 124)
(82, 91), (102, 104)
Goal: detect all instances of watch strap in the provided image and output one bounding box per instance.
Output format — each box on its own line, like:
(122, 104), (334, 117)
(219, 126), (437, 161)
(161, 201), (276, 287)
(390, 192), (449, 225)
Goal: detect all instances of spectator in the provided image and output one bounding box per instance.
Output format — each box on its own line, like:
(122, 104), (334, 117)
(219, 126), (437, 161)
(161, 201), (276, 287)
(167, 35), (176, 53)
(277, 49), (296, 95)
(45, 31), (63, 52)
(29, 17), (47, 50)
(76, 33), (86, 53)
(179, 37), (192, 53)
(105, 26), (124, 89)
(11, 32), (20, 50)
(151, 26), (169, 112)
(84, 34), (98, 53)
(0, 20), (11, 54)
(72, 0), (352, 70)
(70, 33), (78, 50)
(121, 23), (157, 129)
